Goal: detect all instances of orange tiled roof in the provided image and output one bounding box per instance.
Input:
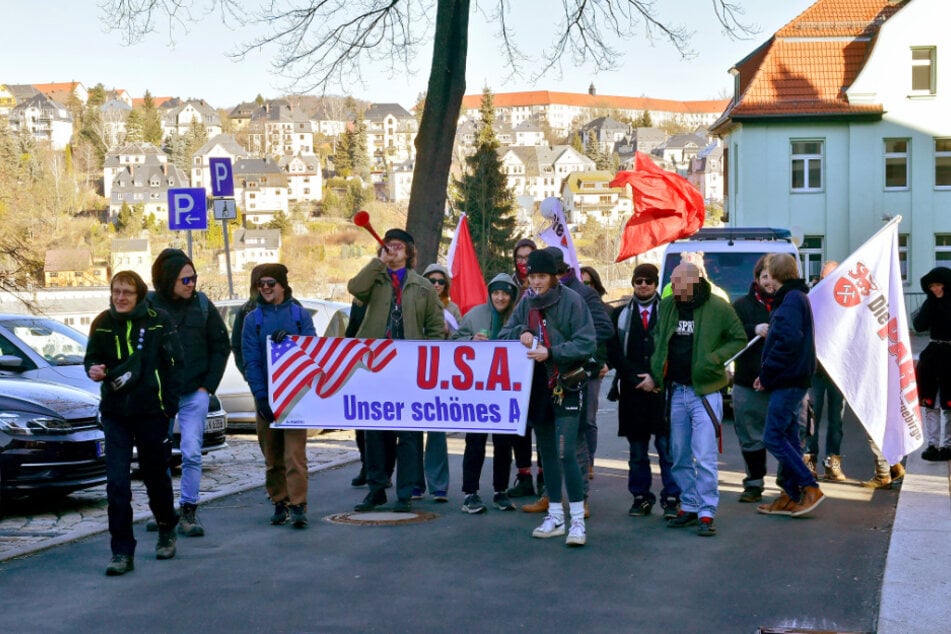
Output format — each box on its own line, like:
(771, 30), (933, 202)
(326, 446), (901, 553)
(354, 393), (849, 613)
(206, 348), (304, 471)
(33, 81), (82, 94)
(721, 0), (907, 121)
(131, 96), (174, 108)
(461, 90), (729, 115)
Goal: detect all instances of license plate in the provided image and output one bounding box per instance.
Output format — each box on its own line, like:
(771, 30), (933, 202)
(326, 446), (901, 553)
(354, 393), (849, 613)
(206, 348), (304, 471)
(205, 416), (227, 432)
(96, 439), (106, 457)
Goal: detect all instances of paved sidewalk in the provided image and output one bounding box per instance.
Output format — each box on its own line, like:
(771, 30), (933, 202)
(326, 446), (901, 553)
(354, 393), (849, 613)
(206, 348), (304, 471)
(0, 432), (359, 562)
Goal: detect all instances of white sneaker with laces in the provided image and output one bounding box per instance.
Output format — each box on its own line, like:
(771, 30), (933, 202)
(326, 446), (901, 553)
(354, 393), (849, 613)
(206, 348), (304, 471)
(566, 519), (586, 546)
(532, 514), (565, 538)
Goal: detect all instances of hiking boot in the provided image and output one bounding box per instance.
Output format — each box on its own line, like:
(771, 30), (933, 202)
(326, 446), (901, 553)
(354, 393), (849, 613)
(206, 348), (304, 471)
(890, 462), (906, 483)
(862, 473), (892, 489)
(921, 445), (941, 461)
(790, 485), (825, 517)
(666, 510), (699, 528)
(697, 517), (717, 537)
(271, 501), (290, 524)
(566, 519), (586, 546)
(178, 503), (205, 537)
(532, 514), (566, 538)
(757, 492), (796, 515)
(461, 494), (487, 514)
(521, 495), (549, 514)
(823, 455), (847, 482)
(628, 497), (652, 517)
(739, 487), (763, 503)
(354, 491), (386, 512)
(492, 492), (516, 511)
(392, 499), (412, 513)
(803, 453), (818, 478)
(506, 475), (535, 498)
(105, 553), (134, 576)
(289, 504), (308, 528)
(350, 467), (367, 487)
(155, 526), (177, 560)
(145, 518), (158, 532)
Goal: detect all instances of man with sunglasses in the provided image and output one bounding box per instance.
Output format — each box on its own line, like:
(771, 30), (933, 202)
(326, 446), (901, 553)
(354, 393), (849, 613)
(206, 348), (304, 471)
(348, 228), (445, 513)
(149, 248), (231, 537)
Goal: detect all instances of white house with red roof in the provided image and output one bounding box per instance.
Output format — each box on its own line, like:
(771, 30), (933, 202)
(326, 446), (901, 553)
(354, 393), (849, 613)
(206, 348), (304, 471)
(712, 0), (949, 285)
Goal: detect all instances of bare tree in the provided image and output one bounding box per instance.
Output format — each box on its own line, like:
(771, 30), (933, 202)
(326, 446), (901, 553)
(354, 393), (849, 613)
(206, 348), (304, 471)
(100, 0), (753, 265)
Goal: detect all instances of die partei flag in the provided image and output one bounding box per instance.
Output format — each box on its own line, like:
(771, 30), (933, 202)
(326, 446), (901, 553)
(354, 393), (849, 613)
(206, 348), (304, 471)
(537, 197), (581, 280)
(809, 216), (923, 464)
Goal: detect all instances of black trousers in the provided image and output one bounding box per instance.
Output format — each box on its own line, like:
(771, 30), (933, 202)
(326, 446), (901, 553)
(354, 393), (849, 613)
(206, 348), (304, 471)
(365, 430), (418, 502)
(103, 411), (178, 556)
(461, 433), (515, 494)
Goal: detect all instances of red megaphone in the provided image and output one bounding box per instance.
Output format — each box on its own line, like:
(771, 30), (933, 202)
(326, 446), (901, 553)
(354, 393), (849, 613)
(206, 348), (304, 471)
(353, 210), (388, 252)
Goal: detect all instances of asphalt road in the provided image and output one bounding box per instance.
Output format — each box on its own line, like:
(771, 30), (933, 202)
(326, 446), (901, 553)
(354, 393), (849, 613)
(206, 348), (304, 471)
(0, 383), (898, 634)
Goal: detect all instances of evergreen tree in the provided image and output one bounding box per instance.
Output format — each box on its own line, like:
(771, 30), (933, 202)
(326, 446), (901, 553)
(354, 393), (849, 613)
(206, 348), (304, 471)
(634, 110), (653, 127)
(450, 87), (517, 279)
(116, 201), (134, 234)
(164, 131), (188, 170)
(141, 91), (164, 144)
(124, 109), (144, 143)
(350, 111), (368, 176)
(570, 131), (584, 153)
(334, 130), (352, 175)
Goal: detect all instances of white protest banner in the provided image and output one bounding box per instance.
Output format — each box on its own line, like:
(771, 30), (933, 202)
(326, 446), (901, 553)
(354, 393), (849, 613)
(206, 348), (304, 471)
(538, 197), (581, 280)
(810, 216), (923, 463)
(267, 337), (534, 434)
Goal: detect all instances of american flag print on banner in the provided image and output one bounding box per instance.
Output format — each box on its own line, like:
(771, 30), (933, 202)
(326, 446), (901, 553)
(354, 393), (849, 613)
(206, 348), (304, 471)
(268, 336), (397, 420)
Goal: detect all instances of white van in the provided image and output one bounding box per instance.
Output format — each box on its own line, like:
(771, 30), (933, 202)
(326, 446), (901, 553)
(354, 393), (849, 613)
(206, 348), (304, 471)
(658, 227), (801, 303)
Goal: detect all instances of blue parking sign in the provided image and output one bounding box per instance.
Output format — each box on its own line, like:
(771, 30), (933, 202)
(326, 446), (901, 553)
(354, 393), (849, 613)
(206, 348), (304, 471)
(209, 157), (234, 197)
(168, 188), (208, 231)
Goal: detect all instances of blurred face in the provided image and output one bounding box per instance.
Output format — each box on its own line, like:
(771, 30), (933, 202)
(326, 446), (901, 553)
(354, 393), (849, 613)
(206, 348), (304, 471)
(173, 264), (197, 300)
(111, 280), (138, 314)
(491, 289), (513, 312)
(257, 277), (286, 304)
(527, 273), (554, 295)
(930, 282), (944, 298)
(757, 269), (775, 293)
(671, 263), (700, 302)
(632, 275), (657, 301)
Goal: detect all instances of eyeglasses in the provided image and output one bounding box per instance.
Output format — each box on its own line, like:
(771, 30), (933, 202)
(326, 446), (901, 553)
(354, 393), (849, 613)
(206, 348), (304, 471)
(257, 279), (278, 289)
(179, 275), (198, 285)
(634, 278), (655, 286)
(385, 242), (406, 251)
(427, 277), (447, 286)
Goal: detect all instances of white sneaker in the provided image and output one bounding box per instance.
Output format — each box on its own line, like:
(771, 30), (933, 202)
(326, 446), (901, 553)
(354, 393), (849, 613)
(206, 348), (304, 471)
(566, 519), (586, 546)
(532, 515), (565, 538)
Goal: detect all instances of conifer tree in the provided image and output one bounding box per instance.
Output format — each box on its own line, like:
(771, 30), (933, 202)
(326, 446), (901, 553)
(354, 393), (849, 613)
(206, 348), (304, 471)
(141, 91), (164, 144)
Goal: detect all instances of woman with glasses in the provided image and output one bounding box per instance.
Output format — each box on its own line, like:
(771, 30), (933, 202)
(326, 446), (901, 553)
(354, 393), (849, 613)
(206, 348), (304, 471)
(242, 263), (317, 528)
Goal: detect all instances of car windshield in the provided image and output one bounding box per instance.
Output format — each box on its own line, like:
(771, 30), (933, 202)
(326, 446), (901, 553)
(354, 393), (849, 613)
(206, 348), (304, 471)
(1, 318), (88, 366)
(662, 252), (774, 302)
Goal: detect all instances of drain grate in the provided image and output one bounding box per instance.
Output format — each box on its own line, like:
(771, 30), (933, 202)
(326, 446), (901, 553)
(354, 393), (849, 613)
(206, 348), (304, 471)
(324, 511), (438, 526)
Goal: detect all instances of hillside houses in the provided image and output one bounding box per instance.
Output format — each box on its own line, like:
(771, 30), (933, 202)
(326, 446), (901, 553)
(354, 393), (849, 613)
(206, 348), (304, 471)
(501, 145), (596, 202)
(247, 101), (315, 157)
(233, 158), (289, 225)
(364, 103), (418, 168)
(161, 98), (223, 139)
(191, 134), (249, 195)
(7, 93), (73, 150)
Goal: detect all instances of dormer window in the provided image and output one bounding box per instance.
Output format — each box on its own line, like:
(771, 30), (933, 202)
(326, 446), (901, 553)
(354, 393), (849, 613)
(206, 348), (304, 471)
(911, 47), (936, 95)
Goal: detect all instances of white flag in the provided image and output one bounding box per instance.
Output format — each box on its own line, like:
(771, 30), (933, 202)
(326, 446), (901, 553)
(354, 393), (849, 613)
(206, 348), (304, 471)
(810, 217), (923, 463)
(537, 197), (581, 280)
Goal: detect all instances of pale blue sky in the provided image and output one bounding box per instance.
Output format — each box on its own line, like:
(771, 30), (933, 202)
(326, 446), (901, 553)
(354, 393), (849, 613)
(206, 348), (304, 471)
(5, 1), (814, 108)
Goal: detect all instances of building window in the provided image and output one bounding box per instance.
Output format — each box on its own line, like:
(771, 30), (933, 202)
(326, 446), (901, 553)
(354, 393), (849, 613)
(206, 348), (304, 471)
(898, 233), (909, 283)
(911, 47), (936, 94)
(936, 235), (951, 266)
(791, 141), (823, 191)
(936, 138), (951, 188)
(799, 236), (824, 282)
(884, 139), (909, 190)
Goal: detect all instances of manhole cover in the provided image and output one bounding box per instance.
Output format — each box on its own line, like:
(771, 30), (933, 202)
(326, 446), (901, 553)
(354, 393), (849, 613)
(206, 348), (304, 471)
(325, 511), (438, 526)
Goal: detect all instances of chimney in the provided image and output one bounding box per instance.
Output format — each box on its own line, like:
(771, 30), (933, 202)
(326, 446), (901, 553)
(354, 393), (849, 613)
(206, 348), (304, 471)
(588, 83), (596, 96)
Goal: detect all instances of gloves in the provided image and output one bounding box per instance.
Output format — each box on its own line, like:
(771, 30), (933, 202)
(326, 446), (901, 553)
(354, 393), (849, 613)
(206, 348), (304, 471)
(256, 397), (276, 423)
(271, 329), (289, 344)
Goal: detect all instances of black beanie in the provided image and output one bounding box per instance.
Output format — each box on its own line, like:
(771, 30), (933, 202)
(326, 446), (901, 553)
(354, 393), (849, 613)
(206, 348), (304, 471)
(151, 248), (195, 300)
(383, 228), (414, 245)
(633, 263), (659, 285)
(526, 249), (557, 275)
(257, 263), (291, 295)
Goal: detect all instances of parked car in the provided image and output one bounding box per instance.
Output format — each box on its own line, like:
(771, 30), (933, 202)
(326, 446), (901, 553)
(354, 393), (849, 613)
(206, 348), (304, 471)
(215, 298), (350, 430)
(0, 376), (107, 512)
(0, 315), (227, 460)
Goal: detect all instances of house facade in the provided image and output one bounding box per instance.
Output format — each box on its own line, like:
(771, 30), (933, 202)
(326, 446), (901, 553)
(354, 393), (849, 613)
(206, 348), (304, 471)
(561, 170), (632, 226)
(7, 93), (73, 150)
(712, 0), (948, 287)
(190, 134), (249, 194)
(233, 158), (289, 225)
(103, 142), (168, 198)
(364, 103), (418, 168)
(501, 145), (596, 202)
(161, 99), (223, 139)
(279, 153), (323, 203)
(247, 102), (315, 157)
(110, 238), (152, 282)
(217, 228), (282, 273)
(44, 249), (108, 288)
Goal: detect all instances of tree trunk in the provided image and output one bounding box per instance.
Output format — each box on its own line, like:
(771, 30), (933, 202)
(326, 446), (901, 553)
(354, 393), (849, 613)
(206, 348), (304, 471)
(405, 0), (469, 268)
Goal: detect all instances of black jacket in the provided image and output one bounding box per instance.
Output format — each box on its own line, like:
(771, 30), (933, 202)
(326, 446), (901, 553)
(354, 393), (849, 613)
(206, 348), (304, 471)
(760, 279), (816, 391)
(562, 275), (615, 366)
(731, 282), (772, 388)
(609, 294), (665, 438)
(84, 301), (183, 418)
(913, 267), (951, 340)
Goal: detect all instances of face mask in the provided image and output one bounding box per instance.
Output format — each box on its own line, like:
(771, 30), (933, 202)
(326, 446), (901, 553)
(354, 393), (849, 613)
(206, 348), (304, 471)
(516, 262), (528, 277)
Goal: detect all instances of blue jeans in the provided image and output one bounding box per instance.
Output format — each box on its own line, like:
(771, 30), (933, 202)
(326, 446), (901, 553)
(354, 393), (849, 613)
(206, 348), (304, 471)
(415, 432), (449, 494)
(669, 384), (720, 519)
(178, 389), (209, 506)
(627, 433), (679, 505)
(764, 386), (817, 500)
(807, 373), (844, 457)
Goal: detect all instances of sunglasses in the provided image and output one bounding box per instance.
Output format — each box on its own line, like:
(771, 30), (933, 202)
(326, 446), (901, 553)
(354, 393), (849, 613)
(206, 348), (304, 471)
(427, 277), (447, 286)
(257, 279), (279, 289)
(179, 275), (198, 285)
(634, 278), (655, 285)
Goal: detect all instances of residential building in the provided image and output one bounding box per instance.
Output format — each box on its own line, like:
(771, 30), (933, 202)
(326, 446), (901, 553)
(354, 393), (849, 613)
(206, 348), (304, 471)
(110, 238), (152, 281)
(233, 157), (289, 225)
(653, 131), (709, 173)
(99, 98), (132, 149)
(364, 103), (418, 168)
(190, 134), (249, 194)
(311, 101), (350, 137)
(580, 116), (632, 156)
(107, 145), (190, 224)
(33, 81), (88, 107)
(688, 142), (725, 204)
(561, 170), (632, 226)
(103, 142), (168, 198)
(228, 101), (259, 131)
(247, 101), (314, 157)
(711, 0), (947, 289)
(633, 127), (668, 155)
(217, 228), (281, 273)
(161, 99), (223, 139)
(387, 159), (415, 203)
(279, 153), (323, 202)
(500, 145), (596, 202)
(44, 249), (108, 288)
(0, 85), (17, 116)
(7, 93), (73, 150)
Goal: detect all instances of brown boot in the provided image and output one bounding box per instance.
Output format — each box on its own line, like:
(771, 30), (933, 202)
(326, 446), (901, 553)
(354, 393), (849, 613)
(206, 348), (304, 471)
(521, 495), (549, 513)
(790, 485), (825, 517)
(889, 462), (905, 483)
(823, 455), (847, 482)
(863, 473), (892, 489)
(756, 492), (796, 516)
(803, 453), (818, 479)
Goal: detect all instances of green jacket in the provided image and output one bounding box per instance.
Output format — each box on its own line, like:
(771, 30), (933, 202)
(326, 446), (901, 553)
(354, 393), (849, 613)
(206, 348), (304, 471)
(650, 280), (746, 396)
(347, 258), (445, 340)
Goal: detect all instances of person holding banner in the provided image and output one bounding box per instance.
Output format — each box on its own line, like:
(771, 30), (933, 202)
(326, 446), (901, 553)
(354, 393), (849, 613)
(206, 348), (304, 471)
(500, 249), (596, 546)
(755, 254), (824, 518)
(242, 264), (317, 529)
(454, 273), (521, 513)
(641, 262), (746, 537)
(348, 228), (445, 513)
(913, 266), (951, 462)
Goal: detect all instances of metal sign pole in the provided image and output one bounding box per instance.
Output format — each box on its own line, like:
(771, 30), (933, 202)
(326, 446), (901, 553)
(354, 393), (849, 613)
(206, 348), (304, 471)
(223, 219), (234, 299)
(187, 230), (193, 260)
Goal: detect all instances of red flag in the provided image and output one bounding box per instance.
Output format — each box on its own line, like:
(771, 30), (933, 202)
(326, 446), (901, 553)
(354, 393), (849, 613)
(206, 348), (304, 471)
(609, 152), (706, 261)
(446, 213), (487, 315)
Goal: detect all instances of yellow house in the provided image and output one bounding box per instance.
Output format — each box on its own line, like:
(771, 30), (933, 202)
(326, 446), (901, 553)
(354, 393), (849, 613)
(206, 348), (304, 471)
(44, 249), (109, 288)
